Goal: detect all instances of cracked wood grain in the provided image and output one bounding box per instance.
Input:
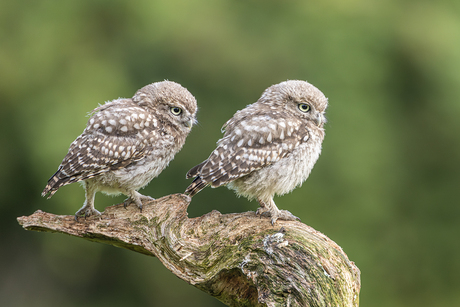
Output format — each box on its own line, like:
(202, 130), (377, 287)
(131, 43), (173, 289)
(17, 193), (360, 307)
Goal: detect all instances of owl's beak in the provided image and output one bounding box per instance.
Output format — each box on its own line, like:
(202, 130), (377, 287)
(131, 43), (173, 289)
(184, 118), (195, 129)
(315, 113), (326, 127)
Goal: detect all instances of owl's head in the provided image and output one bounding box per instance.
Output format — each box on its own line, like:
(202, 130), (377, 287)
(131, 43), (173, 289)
(133, 81), (198, 131)
(260, 80), (328, 128)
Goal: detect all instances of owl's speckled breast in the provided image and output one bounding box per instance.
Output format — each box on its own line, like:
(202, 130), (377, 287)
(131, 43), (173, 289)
(228, 128), (323, 201)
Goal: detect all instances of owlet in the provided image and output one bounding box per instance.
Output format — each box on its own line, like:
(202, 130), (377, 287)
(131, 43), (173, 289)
(185, 80), (327, 224)
(42, 81), (197, 220)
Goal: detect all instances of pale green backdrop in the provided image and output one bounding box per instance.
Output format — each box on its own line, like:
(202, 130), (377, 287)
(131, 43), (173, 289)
(1, 0), (459, 306)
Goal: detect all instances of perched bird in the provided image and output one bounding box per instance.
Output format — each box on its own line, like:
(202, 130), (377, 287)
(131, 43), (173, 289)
(42, 81), (197, 220)
(185, 80), (327, 224)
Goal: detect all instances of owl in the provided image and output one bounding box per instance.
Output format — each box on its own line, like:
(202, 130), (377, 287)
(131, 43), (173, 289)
(185, 80), (327, 224)
(42, 81), (197, 220)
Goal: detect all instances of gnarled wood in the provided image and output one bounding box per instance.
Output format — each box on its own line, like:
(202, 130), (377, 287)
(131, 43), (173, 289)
(17, 194), (360, 307)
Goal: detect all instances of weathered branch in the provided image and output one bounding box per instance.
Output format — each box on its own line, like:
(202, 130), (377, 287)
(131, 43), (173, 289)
(17, 194), (360, 307)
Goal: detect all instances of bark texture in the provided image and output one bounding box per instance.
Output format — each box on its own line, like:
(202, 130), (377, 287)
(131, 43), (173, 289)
(17, 193), (360, 307)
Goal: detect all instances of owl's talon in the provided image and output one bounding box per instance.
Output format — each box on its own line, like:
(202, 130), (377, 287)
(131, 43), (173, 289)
(136, 195), (155, 212)
(139, 195), (155, 203)
(256, 207), (269, 216)
(123, 195), (154, 212)
(123, 198), (131, 209)
(258, 211), (272, 218)
(74, 206), (101, 222)
(269, 210), (301, 225)
(123, 197), (138, 210)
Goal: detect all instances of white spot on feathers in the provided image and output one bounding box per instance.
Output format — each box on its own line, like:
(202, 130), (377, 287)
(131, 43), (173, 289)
(267, 133), (272, 142)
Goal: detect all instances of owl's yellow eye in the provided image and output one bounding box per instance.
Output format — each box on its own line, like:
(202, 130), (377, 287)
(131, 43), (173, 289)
(298, 103), (311, 112)
(170, 107), (182, 115)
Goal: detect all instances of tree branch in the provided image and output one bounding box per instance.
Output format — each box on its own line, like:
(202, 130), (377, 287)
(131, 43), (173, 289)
(17, 194), (360, 307)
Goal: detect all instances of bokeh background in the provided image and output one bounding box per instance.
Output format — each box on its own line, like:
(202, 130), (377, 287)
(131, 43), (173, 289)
(1, 0), (459, 306)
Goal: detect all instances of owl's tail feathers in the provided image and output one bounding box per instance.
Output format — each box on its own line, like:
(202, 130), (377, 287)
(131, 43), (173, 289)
(185, 161), (208, 196)
(184, 177), (208, 197)
(41, 170), (79, 199)
(185, 161), (206, 179)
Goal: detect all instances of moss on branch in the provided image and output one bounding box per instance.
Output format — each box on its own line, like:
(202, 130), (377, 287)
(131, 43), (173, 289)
(17, 194), (360, 307)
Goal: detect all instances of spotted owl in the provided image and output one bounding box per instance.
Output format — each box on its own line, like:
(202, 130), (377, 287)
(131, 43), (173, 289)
(185, 80), (327, 224)
(42, 81), (197, 220)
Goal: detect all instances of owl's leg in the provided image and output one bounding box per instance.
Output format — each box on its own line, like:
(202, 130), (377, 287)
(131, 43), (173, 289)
(75, 182), (101, 221)
(255, 199), (270, 216)
(259, 198), (300, 225)
(123, 190), (155, 212)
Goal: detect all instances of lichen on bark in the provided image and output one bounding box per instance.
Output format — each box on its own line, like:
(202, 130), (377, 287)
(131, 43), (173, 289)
(17, 193), (360, 306)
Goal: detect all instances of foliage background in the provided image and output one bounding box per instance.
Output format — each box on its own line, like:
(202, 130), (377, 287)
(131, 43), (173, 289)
(1, 0), (459, 306)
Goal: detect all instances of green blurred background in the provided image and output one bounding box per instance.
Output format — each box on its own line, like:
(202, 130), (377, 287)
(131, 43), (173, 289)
(1, 0), (459, 306)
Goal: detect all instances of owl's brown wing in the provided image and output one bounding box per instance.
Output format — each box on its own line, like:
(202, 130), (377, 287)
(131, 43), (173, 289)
(42, 103), (159, 198)
(185, 114), (307, 195)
